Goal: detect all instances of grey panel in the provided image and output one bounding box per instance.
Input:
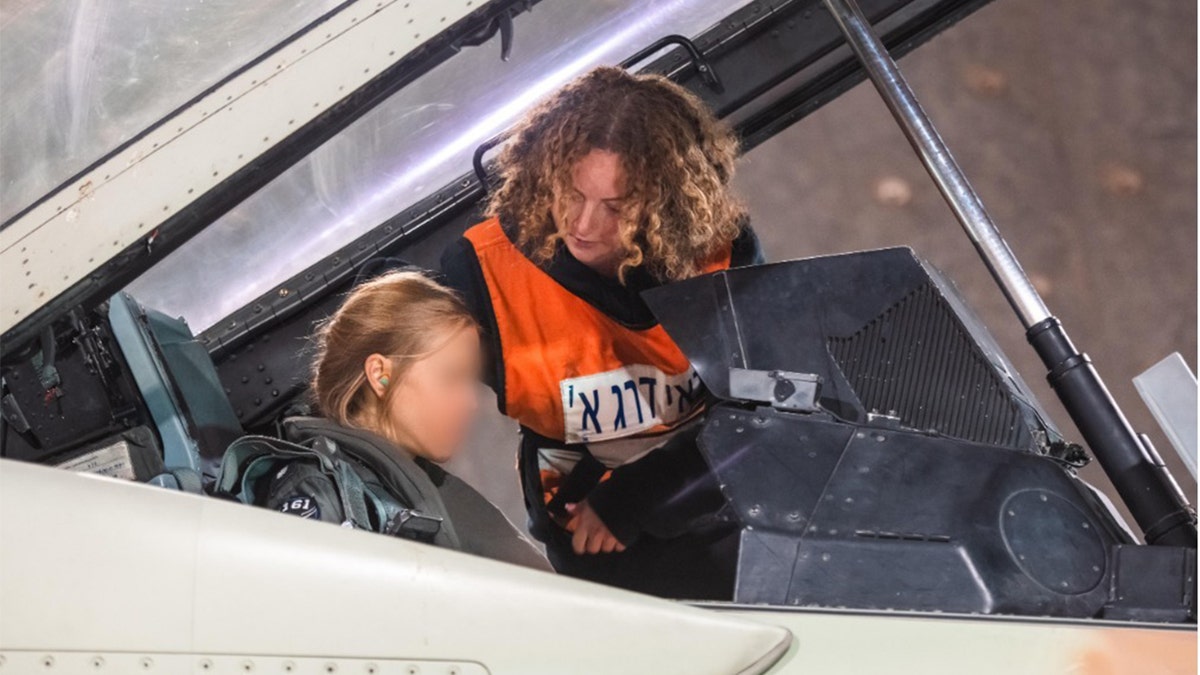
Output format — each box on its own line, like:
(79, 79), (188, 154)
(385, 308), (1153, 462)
(1134, 353), (1198, 479)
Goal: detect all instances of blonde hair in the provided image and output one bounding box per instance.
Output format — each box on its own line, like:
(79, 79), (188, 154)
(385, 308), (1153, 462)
(485, 65), (747, 283)
(311, 270), (477, 430)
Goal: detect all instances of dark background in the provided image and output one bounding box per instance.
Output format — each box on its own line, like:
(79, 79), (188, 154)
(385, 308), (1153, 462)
(446, 0), (1198, 537)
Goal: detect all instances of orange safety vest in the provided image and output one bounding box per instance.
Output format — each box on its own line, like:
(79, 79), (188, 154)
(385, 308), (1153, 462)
(463, 217), (731, 446)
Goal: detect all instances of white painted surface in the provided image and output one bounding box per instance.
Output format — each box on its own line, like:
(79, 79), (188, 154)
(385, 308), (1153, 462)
(0, 459), (790, 674)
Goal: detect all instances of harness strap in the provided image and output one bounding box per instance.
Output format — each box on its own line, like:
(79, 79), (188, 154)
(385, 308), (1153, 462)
(316, 437), (372, 530)
(167, 467), (204, 494)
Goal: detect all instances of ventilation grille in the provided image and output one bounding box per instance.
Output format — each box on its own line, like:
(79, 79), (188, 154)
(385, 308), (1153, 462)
(828, 283), (1024, 447)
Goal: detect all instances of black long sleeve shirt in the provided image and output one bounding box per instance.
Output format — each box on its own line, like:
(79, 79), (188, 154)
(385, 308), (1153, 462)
(439, 218), (765, 543)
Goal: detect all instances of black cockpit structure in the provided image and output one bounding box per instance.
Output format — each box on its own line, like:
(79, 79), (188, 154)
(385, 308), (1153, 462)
(1, 0), (1194, 624)
(645, 248), (1194, 621)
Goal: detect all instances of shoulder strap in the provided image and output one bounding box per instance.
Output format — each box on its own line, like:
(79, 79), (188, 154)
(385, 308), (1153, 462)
(282, 418), (463, 550)
(213, 434), (376, 530)
(214, 435), (313, 497)
(312, 436), (373, 530)
(168, 466), (204, 494)
(147, 467), (204, 494)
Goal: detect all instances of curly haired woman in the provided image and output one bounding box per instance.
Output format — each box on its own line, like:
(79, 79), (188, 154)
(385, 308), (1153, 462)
(440, 66), (764, 599)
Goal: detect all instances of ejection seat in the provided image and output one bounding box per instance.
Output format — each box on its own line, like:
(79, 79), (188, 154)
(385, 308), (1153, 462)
(106, 291), (243, 489)
(106, 289), (548, 570)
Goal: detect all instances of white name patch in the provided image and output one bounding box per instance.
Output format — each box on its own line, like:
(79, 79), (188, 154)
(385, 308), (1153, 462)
(560, 364), (704, 443)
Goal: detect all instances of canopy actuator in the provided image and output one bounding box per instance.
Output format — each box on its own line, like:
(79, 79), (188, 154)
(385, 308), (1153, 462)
(822, 0), (1196, 547)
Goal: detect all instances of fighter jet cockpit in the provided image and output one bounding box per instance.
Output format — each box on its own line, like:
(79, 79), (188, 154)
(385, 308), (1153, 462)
(1, 1), (1196, 673)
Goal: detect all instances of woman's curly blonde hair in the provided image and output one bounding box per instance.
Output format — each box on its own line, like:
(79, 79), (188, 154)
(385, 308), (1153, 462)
(485, 65), (747, 283)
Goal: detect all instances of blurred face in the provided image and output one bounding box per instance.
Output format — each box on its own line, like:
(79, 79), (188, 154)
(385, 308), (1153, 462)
(555, 148), (628, 277)
(367, 326), (482, 463)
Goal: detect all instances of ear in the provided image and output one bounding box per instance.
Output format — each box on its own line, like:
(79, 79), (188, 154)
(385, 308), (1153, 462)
(363, 353), (393, 399)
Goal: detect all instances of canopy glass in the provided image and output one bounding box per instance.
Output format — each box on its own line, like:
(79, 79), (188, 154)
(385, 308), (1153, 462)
(117, 0), (751, 332)
(1, 0), (347, 225)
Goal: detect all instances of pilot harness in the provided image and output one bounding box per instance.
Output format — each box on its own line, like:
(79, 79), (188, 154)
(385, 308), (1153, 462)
(462, 218), (731, 520)
(211, 417), (457, 547)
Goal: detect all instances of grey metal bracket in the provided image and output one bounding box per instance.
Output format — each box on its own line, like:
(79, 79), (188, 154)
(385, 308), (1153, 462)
(728, 368), (821, 412)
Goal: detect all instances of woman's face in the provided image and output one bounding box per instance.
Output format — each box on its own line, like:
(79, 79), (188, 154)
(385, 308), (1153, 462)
(556, 148), (628, 277)
(378, 327), (482, 463)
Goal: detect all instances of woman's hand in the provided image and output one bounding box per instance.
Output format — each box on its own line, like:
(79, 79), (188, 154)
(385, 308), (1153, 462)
(565, 500), (627, 554)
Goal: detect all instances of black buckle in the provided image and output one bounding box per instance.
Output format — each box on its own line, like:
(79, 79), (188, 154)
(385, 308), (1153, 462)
(385, 508), (443, 543)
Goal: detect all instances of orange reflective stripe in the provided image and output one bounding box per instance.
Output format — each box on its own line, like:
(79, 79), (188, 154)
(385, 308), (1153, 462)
(464, 217), (731, 443)
(539, 468), (563, 506)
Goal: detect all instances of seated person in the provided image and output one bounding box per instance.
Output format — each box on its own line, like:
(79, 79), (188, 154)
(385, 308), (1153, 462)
(254, 269), (549, 571)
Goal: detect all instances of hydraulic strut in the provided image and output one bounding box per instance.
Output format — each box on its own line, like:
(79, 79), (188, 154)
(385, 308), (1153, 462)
(822, 0), (1195, 546)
